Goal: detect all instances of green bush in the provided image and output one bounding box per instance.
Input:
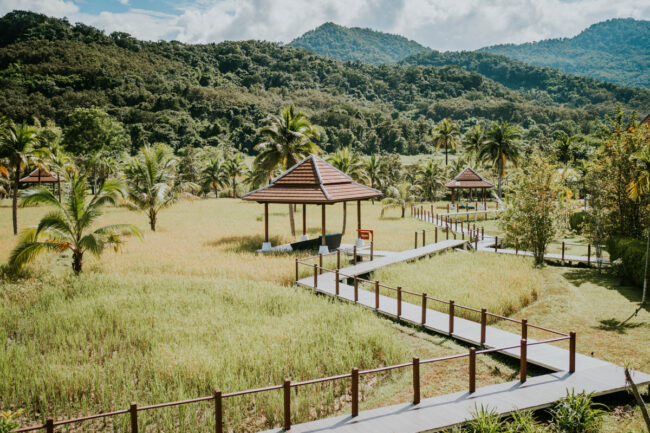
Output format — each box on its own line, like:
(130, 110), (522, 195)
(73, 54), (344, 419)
(569, 211), (588, 233)
(548, 390), (605, 433)
(607, 237), (646, 287)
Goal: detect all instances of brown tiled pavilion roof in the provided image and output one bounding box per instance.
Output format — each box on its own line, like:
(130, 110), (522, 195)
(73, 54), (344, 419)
(642, 114), (650, 126)
(242, 155), (382, 204)
(19, 168), (59, 183)
(445, 167), (493, 189)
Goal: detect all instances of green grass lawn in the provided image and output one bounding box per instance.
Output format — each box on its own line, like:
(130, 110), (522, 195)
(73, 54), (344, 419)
(0, 198), (646, 432)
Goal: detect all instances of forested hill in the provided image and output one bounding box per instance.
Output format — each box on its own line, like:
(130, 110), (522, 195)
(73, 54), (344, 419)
(289, 22), (430, 64)
(0, 11), (648, 157)
(482, 19), (650, 88)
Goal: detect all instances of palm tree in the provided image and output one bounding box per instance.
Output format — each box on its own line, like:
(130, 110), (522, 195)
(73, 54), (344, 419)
(463, 124), (485, 164)
(381, 182), (417, 218)
(416, 159), (445, 202)
(363, 155), (384, 203)
(0, 121), (40, 235)
(327, 147), (365, 234)
(201, 158), (227, 198)
(8, 171), (141, 274)
(125, 144), (195, 232)
(254, 105), (320, 236)
(44, 144), (72, 202)
(479, 121), (522, 199)
(554, 131), (574, 163)
(628, 146), (650, 305)
(223, 154), (245, 198)
(432, 118), (460, 166)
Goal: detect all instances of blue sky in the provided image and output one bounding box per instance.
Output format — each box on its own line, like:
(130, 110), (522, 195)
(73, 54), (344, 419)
(1, 0), (649, 51)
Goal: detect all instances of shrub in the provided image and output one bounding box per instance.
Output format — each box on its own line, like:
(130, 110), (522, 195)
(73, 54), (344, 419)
(607, 237), (646, 287)
(463, 406), (505, 432)
(0, 409), (22, 433)
(506, 410), (543, 433)
(548, 390), (606, 433)
(569, 211), (588, 233)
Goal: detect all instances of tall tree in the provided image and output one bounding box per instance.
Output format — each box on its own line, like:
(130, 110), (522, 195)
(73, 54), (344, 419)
(327, 147), (365, 234)
(628, 142), (650, 305)
(0, 121), (40, 235)
(363, 155), (384, 203)
(432, 118), (460, 166)
(62, 107), (130, 156)
(381, 182), (417, 218)
(416, 159), (445, 202)
(125, 144), (195, 231)
(254, 105), (320, 236)
(479, 121), (522, 199)
(223, 154), (245, 198)
(201, 158), (227, 197)
(463, 124), (485, 164)
(9, 171), (141, 274)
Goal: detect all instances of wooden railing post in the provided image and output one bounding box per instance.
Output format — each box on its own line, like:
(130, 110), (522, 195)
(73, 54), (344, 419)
(481, 227), (484, 240)
(319, 253), (323, 275)
(569, 331), (576, 373)
(46, 418), (54, 433)
(370, 242), (374, 261)
(414, 231), (418, 249)
(449, 300), (455, 334)
(422, 230), (426, 246)
(283, 379), (291, 430)
(335, 270), (340, 295)
(313, 264), (318, 288)
(474, 234), (478, 250)
(214, 390), (223, 433)
(421, 293), (427, 325)
(337, 249), (341, 270)
(446, 226), (449, 240)
(520, 339), (527, 383)
(295, 259), (299, 282)
(561, 241), (565, 263)
(351, 368), (359, 417)
(587, 244), (591, 265)
(494, 236), (498, 252)
(469, 348), (476, 393)
(397, 286), (402, 318)
(353, 245), (358, 265)
(413, 357), (420, 404)
(374, 281), (380, 309)
(480, 308), (487, 345)
(354, 276), (358, 302)
(435, 226), (438, 243)
(521, 318), (528, 341)
(130, 402), (138, 433)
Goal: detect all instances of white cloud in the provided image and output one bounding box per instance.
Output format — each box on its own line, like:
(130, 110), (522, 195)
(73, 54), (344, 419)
(119, 0), (129, 5)
(2, 0), (649, 50)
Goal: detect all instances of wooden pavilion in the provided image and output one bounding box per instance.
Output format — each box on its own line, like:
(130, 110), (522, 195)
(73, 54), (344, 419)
(242, 155), (382, 253)
(445, 167), (493, 207)
(20, 168), (61, 197)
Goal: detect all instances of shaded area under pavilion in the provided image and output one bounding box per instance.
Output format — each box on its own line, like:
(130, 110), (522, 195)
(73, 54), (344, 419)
(445, 167), (493, 207)
(20, 168), (61, 198)
(242, 155), (382, 253)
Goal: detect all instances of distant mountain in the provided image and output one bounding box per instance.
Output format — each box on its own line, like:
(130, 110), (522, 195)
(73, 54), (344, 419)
(482, 19), (650, 88)
(289, 22), (430, 64)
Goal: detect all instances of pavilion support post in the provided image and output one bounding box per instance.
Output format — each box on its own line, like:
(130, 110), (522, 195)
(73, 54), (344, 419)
(319, 204), (328, 254)
(262, 203), (271, 252)
(356, 200), (363, 247)
(451, 189), (455, 205)
(301, 203), (308, 241)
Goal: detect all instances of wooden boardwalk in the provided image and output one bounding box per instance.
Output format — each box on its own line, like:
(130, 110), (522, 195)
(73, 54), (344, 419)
(262, 365), (650, 433)
(287, 239), (645, 432)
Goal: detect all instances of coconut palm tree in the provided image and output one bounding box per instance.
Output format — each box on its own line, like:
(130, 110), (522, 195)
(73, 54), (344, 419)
(254, 105), (320, 236)
(44, 144), (72, 202)
(201, 158), (227, 198)
(628, 146), (650, 305)
(432, 118), (460, 166)
(479, 121), (522, 199)
(327, 147), (365, 234)
(363, 155), (384, 203)
(125, 144), (195, 232)
(416, 159), (445, 202)
(223, 154), (245, 198)
(381, 182), (417, 218)
(0, 121), (40, 235)
(463, 124), (485, 164)
(8, 171), (141, 274)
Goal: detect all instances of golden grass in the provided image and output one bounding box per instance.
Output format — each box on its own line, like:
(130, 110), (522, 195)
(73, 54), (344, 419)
(373, 252), (544, 320)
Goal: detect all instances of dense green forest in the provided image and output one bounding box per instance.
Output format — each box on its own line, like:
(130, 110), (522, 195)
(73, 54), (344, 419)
(483, 19), (650, 88)
(289, 22), (430, 64)
(0, 11), (648, 157)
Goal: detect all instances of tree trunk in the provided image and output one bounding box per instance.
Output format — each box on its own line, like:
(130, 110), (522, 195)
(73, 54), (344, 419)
(288, 203), (295, 237)
(401, 205), (405, 218)
(445, 143), (448, 165)
(149, 209), (157, 231)
(57, 178), (61, 202)
(643, 217), (649, 305)
(213, 185), (219, 198)
(72, 250), (83, 275)
(342, 201), (347, 235)
(497, 158), (503, 200)
(12, 163), (19, 235)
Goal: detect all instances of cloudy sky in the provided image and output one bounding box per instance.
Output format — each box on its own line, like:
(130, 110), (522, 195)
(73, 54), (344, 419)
(1, 0), (649, 51)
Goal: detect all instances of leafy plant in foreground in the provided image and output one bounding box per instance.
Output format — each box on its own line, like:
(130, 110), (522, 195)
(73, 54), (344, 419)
(548, 390), (606, 433)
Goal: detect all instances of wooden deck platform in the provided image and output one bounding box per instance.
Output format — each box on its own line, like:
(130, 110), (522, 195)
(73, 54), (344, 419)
(262, 365), (650, 433)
